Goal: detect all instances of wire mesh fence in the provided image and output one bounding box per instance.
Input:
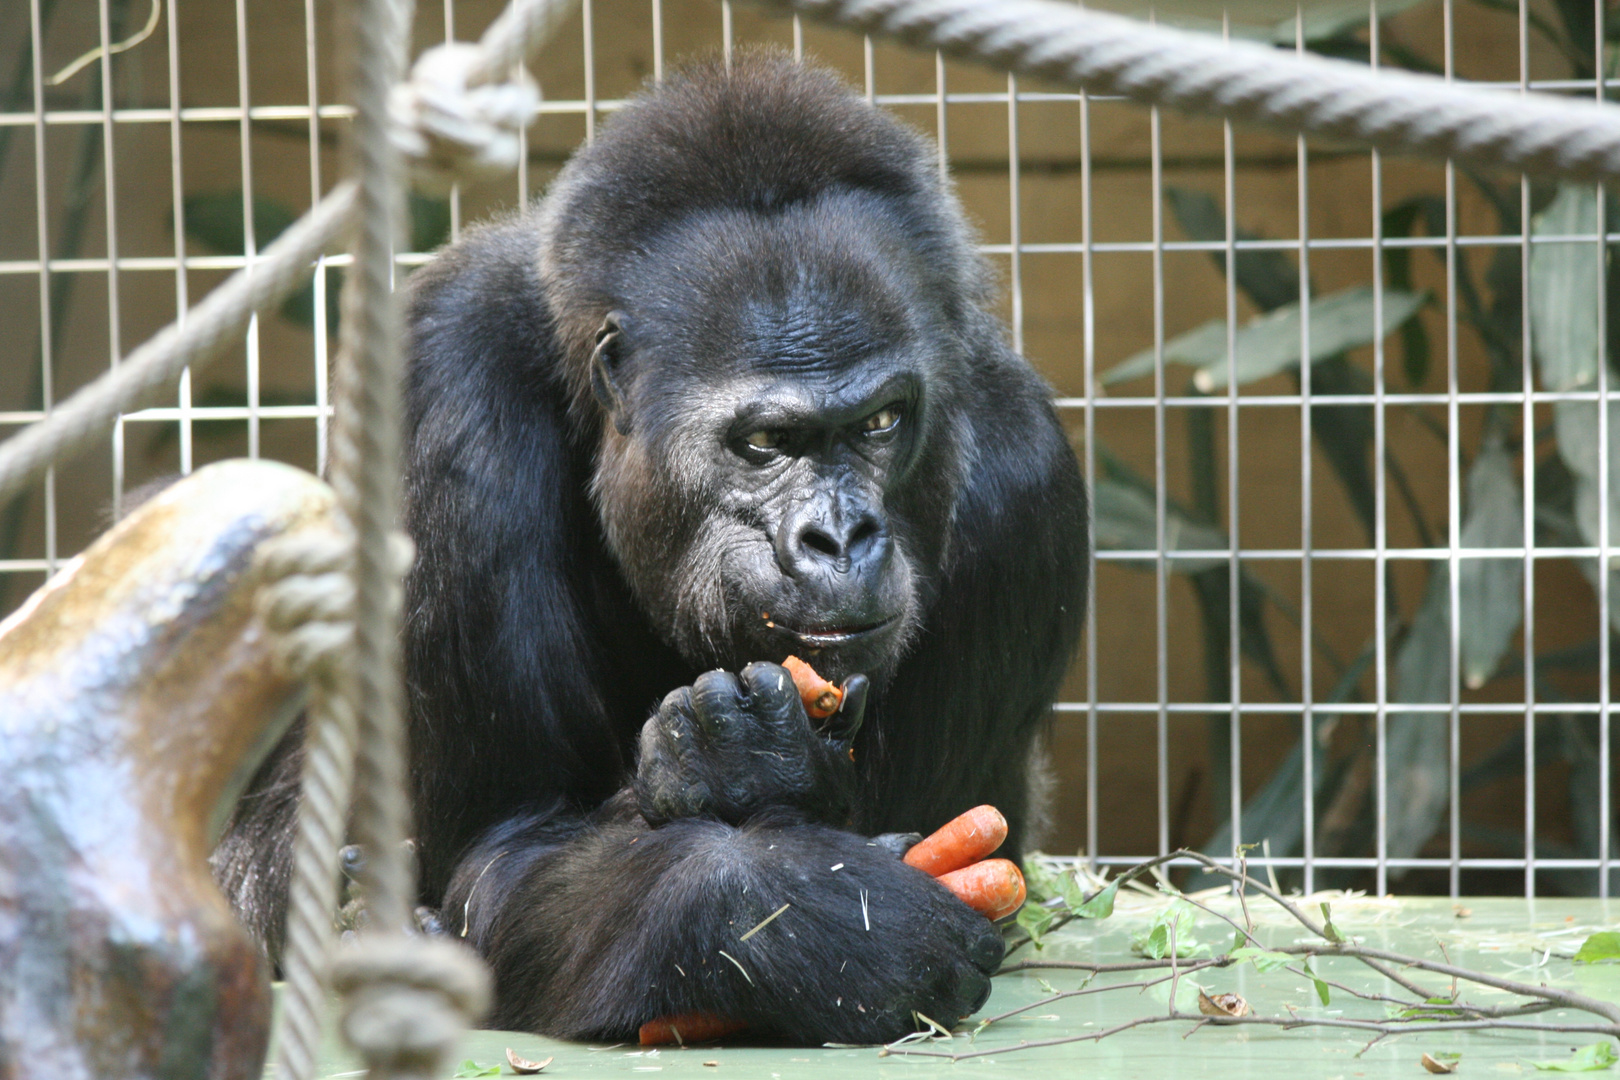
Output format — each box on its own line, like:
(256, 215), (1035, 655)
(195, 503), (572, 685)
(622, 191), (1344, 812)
(0, 0), (1613, 899)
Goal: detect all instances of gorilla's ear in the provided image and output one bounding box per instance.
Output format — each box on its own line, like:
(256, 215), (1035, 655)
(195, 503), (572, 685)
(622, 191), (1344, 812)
(589, 311), (633, 436)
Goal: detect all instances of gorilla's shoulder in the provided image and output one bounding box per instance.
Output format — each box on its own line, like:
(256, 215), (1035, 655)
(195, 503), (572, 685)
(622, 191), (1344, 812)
(407, 213), (547, 354)
(404, 212), (563, 414)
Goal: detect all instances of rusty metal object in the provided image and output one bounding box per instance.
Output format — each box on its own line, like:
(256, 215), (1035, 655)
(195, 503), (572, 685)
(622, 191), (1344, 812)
(0, 460), (338, 1080)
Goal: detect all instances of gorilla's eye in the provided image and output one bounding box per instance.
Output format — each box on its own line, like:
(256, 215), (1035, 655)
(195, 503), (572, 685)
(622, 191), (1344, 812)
(745, 430), (786, 450)
(862, 405), (903, 436)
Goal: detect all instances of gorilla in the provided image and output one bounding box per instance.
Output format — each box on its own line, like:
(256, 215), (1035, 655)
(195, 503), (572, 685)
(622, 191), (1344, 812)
(215, 50), (1087, 1046)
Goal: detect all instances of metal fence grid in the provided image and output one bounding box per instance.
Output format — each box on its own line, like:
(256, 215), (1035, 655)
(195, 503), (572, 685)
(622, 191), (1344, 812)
(0, 0), (1613, 900)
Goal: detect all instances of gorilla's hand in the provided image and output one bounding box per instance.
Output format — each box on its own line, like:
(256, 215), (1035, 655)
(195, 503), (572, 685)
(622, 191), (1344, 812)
(821, 845), (1006, 1040)
(634, 662), (864, 827)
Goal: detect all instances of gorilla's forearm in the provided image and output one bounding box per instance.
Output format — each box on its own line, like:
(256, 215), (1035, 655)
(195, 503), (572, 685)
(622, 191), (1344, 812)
(443, 795), (1002, 1043)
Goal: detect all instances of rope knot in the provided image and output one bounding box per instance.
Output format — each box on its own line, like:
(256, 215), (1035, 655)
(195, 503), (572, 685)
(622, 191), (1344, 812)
(331, 936), (492, 1078)
(391, 42), (540, 194)
(255, 526), (357, 683)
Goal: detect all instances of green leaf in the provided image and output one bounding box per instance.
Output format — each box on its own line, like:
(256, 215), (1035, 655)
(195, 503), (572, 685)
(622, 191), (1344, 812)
(279, 266), (343, 332)
(1016, 902), (1055, 946)
(1320, 902), (1346, 944)
(1102, 286), (1427, 391)
(1531, 184), (1604, 393)
(1091, 479), (1230, 574)
(1306, 355), (1377, 543)
(1574, 931), (1620, 963)
(1132, 903), (1212, 960)
(454, 1061), (501, 1078)
(1229, 946), (1294, 973)
(1071, 879), (1118, 920)
(1386, 567), (1455, 864)
(1266, 0), (1430, 45)
(180, 190), (299, 255)
(1532, 1042), (1618, 1071)
(179, 189), (346, 332)
(1021, 856), (1064, 904)
(1381, 196), (1441, 386)
(1552, 394), (1620, 634)
(1459, 439), (1526, 688)
(410, 192), (452, 252)
(1304, 959), (1332, 1006)
(1165, 187), (1299, 313)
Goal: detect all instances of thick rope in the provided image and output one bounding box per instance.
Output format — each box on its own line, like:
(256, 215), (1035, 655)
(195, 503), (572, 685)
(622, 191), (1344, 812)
(389, 0), (579, 192)
(755, 0), (1620, 184)
(270, 2), (579, 1077)
(331, 0), (414, 949)
(0, 183), (353, 508)
(255, 529), (360, 1080)
(320, 0), (494, 1071)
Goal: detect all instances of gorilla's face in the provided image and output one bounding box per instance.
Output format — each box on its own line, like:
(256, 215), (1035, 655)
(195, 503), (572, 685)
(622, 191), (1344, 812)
(588, 197), (969, 684)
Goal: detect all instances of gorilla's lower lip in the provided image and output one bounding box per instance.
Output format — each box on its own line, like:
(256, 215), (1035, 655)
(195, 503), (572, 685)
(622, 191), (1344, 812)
(782, 617), (897, 646)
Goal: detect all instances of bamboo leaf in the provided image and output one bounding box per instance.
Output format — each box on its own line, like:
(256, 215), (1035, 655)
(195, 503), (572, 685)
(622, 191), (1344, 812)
(1531, 184), (1604, 392)
(1382, 196), (1441, 385)
(1165, 187), (1299, 312)
(1458, 440), (1526, 688)
(180, 190), (298, 254)
(1267, 0), (1431, 45)
(1386, 566), (1455, 866)
(1553, 393), (1620, 633)
(1102, 286), (1427, 390)
(1092, 479), (1229, 573)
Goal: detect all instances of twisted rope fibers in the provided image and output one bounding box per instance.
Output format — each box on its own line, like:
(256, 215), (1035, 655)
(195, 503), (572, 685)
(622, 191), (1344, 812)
(758, 0), (1620, 183)
(0, 184), (353, 508)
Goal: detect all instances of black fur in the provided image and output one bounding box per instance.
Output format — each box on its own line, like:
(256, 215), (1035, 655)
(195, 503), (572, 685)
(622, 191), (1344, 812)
(214, 52), (1088, 1044)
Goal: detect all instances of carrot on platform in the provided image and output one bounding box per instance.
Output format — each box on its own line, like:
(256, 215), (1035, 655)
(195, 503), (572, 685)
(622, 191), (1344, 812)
(782, 655), (843, 719)
(902, 804), (1009, 877)
(936, 858), (1026, 921)
(638, 1012), (747, 1046)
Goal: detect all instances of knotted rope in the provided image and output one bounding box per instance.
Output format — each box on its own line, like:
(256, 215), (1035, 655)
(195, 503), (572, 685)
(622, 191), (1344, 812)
(0, 0), (579, 513)
(755, 0), (1620, 184)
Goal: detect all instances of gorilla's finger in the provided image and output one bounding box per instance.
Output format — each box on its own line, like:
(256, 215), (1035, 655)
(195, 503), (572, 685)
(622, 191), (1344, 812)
(688, 670), (742, 735)
(869, 831), (922, 859)
(656, 685), (694, 721)
(831, 673), (869, 743)
(738, 661), (805, 726)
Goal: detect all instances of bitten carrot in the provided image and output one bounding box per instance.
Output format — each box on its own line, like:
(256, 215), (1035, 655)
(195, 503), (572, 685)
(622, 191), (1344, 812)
(902, 804), (1009, 877)
(936, 858), (1026, 921)
(638, 1012), (747, 1046)
(782, 655), (842, 719)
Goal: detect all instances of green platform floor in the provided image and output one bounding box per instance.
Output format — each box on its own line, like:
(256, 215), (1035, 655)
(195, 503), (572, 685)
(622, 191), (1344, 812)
(293, 895), (1620, 1079)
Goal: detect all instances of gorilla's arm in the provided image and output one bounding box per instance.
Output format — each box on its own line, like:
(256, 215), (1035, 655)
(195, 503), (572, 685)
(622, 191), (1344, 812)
(446, 794), (1002, 1043)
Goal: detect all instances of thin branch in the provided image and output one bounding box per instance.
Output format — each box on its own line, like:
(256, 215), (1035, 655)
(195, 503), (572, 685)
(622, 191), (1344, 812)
(890, 1012), (1620, 1063)
(1002, 852), (1185, 959)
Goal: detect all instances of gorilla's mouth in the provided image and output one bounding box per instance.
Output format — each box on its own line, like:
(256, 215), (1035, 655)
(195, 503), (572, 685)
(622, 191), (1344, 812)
(780, 616), (899, 647)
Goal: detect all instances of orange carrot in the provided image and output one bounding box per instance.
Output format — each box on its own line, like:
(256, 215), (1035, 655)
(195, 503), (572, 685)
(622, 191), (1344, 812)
(902, 805), (1009, 877)
(782, 655), (842, 719)
(936, 858), (1026, 921)
(638, 1012), (747, 1046)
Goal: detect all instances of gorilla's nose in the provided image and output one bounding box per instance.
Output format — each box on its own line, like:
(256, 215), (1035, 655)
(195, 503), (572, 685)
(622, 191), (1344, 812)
(778, 503), (889, 582)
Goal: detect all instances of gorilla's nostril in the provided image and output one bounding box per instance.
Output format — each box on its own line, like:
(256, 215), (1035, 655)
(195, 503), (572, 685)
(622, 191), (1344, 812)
(801, 529), (840, 558)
